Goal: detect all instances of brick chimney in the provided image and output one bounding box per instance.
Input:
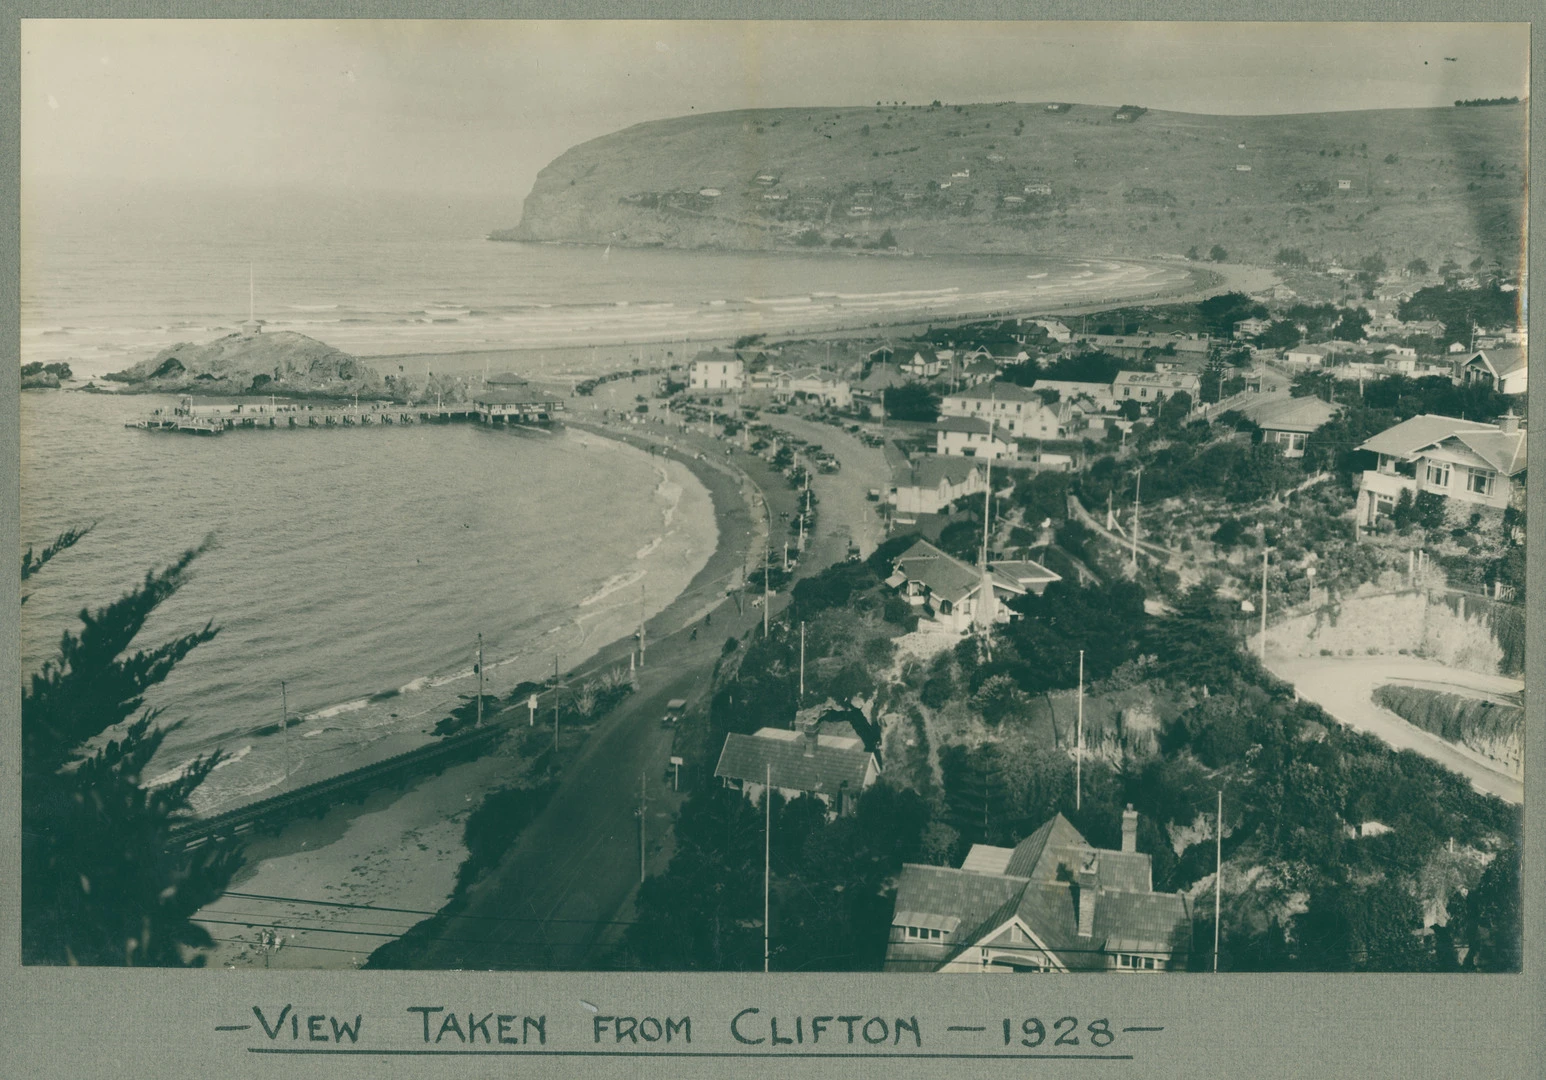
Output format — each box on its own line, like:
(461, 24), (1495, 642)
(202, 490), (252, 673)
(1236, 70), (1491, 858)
(1076, 851), (1099, 937)
(1499, 410), (1520, 435)
(802, 720), (818, 758)
(1122, 804), (1139, 853)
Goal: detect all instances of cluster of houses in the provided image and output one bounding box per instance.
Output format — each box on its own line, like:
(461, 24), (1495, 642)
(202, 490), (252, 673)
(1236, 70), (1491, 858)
(687, 352), (853, 409)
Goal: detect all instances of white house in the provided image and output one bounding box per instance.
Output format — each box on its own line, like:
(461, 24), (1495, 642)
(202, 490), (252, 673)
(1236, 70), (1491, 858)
(902, 352), (943, 379)
(1030, 319), (1073, 343)
(1111, 371), (1201, 407)
(936, 417), (1018, 460)
(689, 353), (746, 392)
(1355, 412), (1527, 527)
(1459, 348), (1528, 396)
(1285, 343), (1337, 367)
(884, 539), (1058, 634)
(890, 456), (988, 516)
(939, 382), (1068, 439)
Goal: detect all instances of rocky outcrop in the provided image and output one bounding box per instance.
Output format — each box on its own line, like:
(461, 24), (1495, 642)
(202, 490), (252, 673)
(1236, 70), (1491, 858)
(1373, 684), (1523, 775)
(106, 331), (385, 398)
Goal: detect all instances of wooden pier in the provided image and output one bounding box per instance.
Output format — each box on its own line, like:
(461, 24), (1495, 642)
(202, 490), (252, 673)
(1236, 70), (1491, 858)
(128, 393), (564, 434)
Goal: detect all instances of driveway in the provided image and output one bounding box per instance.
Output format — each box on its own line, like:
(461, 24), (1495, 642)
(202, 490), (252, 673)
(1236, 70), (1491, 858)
(1267, 655), (1523, 805)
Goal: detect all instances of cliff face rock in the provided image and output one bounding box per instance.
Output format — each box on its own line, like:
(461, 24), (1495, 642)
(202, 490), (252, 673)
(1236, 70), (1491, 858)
(498, 102), (1525, 267)
(107, 331), (385, 397)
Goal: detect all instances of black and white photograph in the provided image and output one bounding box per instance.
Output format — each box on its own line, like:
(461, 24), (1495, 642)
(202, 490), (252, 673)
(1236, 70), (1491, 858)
(15, 16), (1528, 994)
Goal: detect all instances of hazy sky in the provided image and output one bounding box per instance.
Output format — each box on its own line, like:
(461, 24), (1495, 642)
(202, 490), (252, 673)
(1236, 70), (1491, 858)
(23, 20), (1530, 205)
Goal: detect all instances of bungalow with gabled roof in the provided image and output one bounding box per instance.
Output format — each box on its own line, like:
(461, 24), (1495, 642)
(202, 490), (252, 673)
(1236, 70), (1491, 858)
(1459, 347), (1527, 396)
(884, 538), (1058, 633)
(1355, 412), (1527, 527)
(714, 721), (878, 819)
(1235, 395), (1340, 458)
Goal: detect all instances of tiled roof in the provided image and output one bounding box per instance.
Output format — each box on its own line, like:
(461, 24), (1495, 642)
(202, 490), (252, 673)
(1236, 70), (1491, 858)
(895, 456), (984, 491)
(1452, 431), (1527, 475)
(1467, 347), (1527, 378)
(949, 382), (1044, 404)
(936, 416), (997, 435)
(1357, 414), (1505, 461)
(961, 844), (1015, 875)
(884, 812), (1188, 972)
(1005, 813), (1087, 878)
(1237, 394), (1340, 432)
(714, 729), (874, 796)
(989, 559), (1061, 590)
(894, 539), (984, 605)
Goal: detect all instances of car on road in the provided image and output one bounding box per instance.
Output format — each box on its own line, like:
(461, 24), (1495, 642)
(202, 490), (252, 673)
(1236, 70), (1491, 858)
(661, 698), (688, 728)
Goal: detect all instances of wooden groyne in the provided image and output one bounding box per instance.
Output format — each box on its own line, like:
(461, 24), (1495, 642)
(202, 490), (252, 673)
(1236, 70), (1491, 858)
(167, 721), (510, 852)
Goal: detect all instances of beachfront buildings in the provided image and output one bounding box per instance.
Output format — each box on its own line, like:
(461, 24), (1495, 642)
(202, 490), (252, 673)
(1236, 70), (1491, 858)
(939, 383), (1069, 439)
(884, 810), (1192, 973)
(1112, 371), (1201, 408)
(936, 417), (1018, 460)
(890, 456), (988, 516)
(714, 721), (878, 819)
(690, 352), (746, 393)
(1354, 412), (1527, 528)
(884, 539), (1058, 634)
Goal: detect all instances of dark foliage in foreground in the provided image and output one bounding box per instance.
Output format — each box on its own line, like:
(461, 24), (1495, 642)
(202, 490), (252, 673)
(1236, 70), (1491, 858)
(21, 532), (244, 965)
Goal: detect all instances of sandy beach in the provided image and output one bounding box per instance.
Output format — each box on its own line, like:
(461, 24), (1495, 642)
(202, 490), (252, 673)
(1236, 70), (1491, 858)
(192, 412), (767, 968)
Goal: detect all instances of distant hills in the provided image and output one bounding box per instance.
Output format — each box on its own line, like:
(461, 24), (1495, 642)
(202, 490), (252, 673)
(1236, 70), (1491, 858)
(499, 101), (1525, 271)
(106, 330), (385, 396)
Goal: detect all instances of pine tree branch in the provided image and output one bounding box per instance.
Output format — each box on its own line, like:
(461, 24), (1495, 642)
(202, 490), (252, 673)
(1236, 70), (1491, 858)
(20, 523), (95, 604)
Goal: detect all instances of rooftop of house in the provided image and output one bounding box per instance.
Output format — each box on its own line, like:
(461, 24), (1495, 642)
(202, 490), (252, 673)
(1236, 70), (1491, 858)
(714, 727), (873, 796)
(1466, 347), (1527, 378)
(946, 381), (1046, 404)
(889, 539), (987, 605)
(1358, 413), (1526, 475)
(1236, 394), (1341, 433)
(1112, 370), (1201, 389)
(485, 371), (529, 386)
(894, 455), (986, 491)
(936, 416), (1001, 436)
(886, 813), (1191, 973)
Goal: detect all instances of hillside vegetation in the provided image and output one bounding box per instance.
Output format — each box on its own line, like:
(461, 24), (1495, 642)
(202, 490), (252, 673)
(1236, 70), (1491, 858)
(501, 101), (1525, 269)
(106, 331), (386, 397)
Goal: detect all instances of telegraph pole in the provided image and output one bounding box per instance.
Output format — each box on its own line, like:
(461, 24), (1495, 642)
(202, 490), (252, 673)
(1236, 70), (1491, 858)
(1131, 466), (1143, 567)
(799, 622), (806, 703)
(638, 770), (648, 884)
(1260, 547), (1269, 664)
(639, 583), (646, 668)
(279, 680), (289, 784)
(764, 762), (772, 974)
(1214, 789), (1224, 973)
(475, 634), (484, 727)
(553, 653), (561, 754)
(1075, 651), (1084, 812)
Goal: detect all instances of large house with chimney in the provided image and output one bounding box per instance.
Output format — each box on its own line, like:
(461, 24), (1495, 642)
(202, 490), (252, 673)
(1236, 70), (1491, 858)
(1459, 347), (1527, 396)
(1354, 412), (1526, 528)
(940, 382), (1068, 439)
(714, 720), (879, 819)
(890, 456), (988, 516)
(885, 809), (1193, 973)
(884, 538), (1059, 634)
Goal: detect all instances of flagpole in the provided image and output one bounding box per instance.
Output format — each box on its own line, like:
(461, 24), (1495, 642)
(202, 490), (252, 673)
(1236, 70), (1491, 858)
(476, 634), (484, 727)
(1075, 651), (1084, 811)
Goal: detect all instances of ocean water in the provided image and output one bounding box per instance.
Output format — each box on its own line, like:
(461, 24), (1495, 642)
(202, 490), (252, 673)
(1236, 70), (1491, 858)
(19, 390), (716, 813)
(18, 183), (1183, 814)
(20, 183), (1192, 376)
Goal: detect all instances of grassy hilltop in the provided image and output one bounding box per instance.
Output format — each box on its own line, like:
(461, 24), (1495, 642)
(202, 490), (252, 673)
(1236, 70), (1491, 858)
(500, 101), (1525, 270)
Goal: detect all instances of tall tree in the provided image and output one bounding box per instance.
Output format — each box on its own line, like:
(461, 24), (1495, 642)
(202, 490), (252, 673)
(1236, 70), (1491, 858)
(22, 533), (243, 965)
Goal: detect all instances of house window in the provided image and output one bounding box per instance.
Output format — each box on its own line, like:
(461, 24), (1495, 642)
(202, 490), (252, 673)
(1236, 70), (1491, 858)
(1140, 389), (1148, 398)
(905, 926), (942, 940)
(1123, 388), (1131, 397)
(1426, 462), (1450, 488)
(1468, 469), (1496, 496)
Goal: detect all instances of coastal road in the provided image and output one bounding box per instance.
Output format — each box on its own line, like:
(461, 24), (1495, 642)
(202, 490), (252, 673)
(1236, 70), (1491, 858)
(1267, 655), (1523, 805)
(758, 413), (892, 563)
(404, 422), (793, 970)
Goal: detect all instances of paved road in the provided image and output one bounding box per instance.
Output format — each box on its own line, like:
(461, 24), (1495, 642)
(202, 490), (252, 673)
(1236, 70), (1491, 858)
(759, 413), (893, 561)
(1268, 655), (1523, 805)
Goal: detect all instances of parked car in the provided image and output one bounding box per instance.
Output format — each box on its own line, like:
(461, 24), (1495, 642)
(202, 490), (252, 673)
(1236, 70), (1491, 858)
(661, 698), (688, 728)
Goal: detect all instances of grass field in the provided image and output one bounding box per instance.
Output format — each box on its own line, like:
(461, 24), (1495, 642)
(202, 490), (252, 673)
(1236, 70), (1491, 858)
(501, 100), (1526, 272)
